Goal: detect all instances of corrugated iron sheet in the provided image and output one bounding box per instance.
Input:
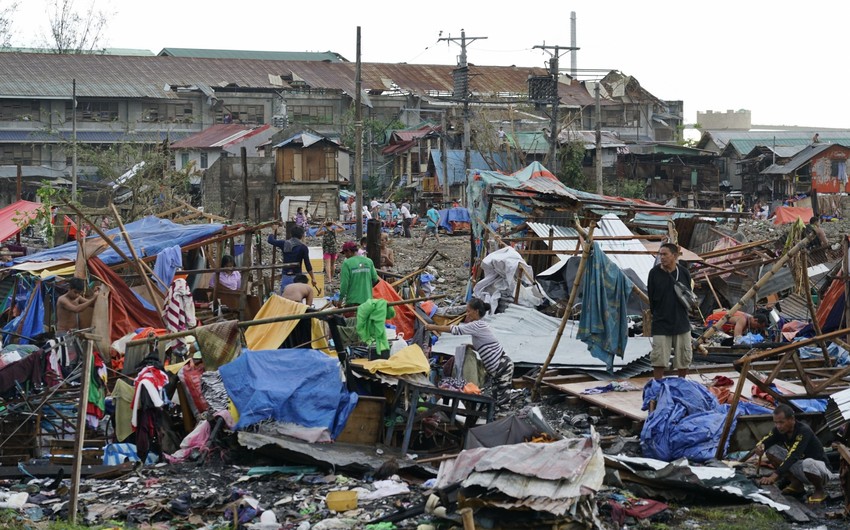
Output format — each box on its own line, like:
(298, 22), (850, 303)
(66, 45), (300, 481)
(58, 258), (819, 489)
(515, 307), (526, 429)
(171, 124), (257, 149)
(431, 304), (651, 370)
(529, 214), (657, 286)
(0, 53), (558, 101)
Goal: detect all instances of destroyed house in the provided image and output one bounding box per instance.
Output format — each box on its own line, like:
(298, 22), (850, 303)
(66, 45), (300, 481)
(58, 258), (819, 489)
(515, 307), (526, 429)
(761, 143), (850, 196)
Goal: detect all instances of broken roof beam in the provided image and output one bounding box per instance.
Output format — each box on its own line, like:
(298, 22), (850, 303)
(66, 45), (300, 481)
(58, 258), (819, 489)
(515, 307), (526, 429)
(695, 233), (815, 352)
(698, 239), (773, 259)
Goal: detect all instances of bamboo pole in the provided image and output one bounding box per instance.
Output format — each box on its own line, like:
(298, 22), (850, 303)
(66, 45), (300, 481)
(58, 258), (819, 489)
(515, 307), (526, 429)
(109, 203), (164, 315)
(531, 222), (595, 401)
(802, 252), (834, 366)
(125, 294), (446, 347)
(68, 339), (94, 524)
(714, 359), (750, 460)
(695, 233), (815, 352)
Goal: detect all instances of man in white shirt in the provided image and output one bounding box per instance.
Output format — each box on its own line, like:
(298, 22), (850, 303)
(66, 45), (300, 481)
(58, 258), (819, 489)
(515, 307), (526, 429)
(399, 203), (413, 238)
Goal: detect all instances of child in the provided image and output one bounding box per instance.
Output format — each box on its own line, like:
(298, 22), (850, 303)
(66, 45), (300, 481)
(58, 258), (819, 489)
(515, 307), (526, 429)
(358, 237), (368, 256)
(316, 220), (344, 281)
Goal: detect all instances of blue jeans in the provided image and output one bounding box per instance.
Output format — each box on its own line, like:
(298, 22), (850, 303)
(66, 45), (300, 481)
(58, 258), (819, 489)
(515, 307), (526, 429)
(279, 274), (295, 293)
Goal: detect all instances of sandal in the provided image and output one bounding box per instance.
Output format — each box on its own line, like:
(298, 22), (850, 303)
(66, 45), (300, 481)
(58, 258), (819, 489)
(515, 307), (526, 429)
(806, 495), (827, 504)
(781, 485), (804, 495)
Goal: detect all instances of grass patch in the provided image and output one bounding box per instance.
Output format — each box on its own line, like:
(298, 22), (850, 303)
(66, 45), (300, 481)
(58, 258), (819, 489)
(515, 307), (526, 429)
(672, 504), (787, 530)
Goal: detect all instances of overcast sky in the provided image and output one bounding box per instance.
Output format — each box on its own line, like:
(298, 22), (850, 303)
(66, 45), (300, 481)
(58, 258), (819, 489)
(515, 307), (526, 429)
(12, 0), (850, 130)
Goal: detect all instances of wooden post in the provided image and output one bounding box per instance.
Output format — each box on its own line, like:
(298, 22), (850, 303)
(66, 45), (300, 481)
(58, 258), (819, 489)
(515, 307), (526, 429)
(69, 339), (94, 524)
(844, 237), (850, 346)
(241, 146), (250, 222)
(270, 227), (279, 294)
(110, 204), (164, 315)
(532, 222), (595, 400)
(802, 252), (833, 366)
(695, 233), (815, 351)
(714, 359), (750, 460)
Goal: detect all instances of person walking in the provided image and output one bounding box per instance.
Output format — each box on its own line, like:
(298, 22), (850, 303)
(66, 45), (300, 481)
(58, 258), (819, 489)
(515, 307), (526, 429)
(399, 202), (413, 238)
(316, 220), (344, 281)
(421, 203), (441, 244)
(647, 242), (693, 380)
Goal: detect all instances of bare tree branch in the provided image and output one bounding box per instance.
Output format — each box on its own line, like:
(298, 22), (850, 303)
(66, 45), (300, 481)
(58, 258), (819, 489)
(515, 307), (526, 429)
(43, 0), (110, 54)
(0, 1), (19, 48)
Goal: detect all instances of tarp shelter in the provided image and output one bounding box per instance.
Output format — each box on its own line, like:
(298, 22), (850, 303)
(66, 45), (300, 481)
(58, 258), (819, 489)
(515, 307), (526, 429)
(88, 257), (162, 342)
(438, 207), (471, 234)
(0, 200), (41, 243)
(219, 348), (358, 441)
(14, 216), (224, 265)
(773, 206), (813, 225)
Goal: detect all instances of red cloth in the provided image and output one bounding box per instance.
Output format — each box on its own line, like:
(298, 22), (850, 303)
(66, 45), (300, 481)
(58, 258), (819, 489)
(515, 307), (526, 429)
(372, 279), (414, 340)
(88, 257), (162, 343)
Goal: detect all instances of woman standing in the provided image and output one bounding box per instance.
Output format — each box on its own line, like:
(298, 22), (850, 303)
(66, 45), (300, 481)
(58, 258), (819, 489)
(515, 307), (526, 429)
(316, 220), (344, 281)
(425, 298), (513, 412)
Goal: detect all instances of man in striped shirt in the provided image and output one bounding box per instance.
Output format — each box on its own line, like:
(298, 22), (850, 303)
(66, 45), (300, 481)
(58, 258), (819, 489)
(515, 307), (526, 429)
(426, 298), (513, 412)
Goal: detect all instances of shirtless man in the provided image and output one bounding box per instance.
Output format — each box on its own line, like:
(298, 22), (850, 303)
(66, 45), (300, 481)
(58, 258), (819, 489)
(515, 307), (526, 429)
(281, 274), (314, 306)
(56, 277), (98, 332)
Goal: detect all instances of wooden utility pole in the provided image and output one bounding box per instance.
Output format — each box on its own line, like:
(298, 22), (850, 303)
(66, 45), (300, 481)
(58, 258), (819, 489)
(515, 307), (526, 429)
(241, 147), (250, 222)
(440, 111), (449, 197)
(71, 79), (77, 202)
(355, 27), (364, 240)
(594, 82), (603, 194)
(16, 163), (21, 245)
(532, 44), (578, 175)
(439, 29), (487, 176)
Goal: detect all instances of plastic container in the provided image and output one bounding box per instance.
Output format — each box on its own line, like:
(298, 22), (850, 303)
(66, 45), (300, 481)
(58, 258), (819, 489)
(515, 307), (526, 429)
(326, 490), (358, 512)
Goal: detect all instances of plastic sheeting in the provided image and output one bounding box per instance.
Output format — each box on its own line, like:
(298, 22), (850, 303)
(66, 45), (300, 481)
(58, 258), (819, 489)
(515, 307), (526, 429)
(438, 207), (471, 234)
(0, 200), (40, 243)
(219, 348), (358, 439)
(772, 206), (813, 225)
(14, 216), (224, 265)
(472, 246), (534, 313)
(640, 378), (771, 463)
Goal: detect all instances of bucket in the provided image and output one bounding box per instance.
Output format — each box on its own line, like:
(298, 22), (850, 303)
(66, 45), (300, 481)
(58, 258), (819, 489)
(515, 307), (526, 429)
(326, 490), (358, 512)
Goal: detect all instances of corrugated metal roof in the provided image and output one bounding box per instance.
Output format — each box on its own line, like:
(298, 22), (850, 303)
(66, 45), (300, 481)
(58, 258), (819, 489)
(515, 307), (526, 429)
(760, 143), (838, 175)
(529, 214), (657, 286)
(171, 124), (270, 149)
(158, 48), (346, 62)
(431, 303), (651, 369)
(699, 130), (850, 155)
(557, 129), (627, 149)
(0, 53), (554, 101)
(3, 47), (154, 56)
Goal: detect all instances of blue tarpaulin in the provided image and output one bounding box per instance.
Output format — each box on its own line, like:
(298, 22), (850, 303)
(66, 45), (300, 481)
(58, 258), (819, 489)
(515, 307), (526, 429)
(14, 216), (224, 266)
(438, 207), (471, 234)
(576, 243), (633, 372)
(2, 279), (45, 344)
(641, 378), (772, 462)
(219, 348), (358, 439)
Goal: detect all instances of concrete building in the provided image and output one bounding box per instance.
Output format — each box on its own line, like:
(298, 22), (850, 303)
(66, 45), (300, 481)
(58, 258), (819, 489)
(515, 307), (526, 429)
(696, 109), (752, 130)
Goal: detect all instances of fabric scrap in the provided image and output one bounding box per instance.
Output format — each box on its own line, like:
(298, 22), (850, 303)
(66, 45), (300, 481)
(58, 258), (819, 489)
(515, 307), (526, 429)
(196, 320), (242, 370)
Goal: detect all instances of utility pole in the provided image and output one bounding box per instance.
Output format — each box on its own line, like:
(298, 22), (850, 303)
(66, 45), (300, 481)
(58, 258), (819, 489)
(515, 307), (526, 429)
(71, 79), (77, 202)
(595, 82), (603, 194)
(439, 29), (487, 177)
(532, 44), (578, 175)
(354, 27), (364, 240)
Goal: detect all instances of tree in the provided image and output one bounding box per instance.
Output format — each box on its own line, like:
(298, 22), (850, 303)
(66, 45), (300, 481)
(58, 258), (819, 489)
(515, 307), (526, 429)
(0, 1), (17, 47)
(42, 0), (110, 54)
(556, 140), (587, 190)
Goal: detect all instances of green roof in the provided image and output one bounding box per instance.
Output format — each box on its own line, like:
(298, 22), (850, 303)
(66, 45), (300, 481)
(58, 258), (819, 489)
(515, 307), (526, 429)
(157, 48), (346, 62)
(727, 136), (850, 156)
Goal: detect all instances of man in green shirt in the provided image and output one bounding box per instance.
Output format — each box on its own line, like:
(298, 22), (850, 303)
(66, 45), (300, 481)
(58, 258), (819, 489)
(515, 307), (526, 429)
(338, 241), (378, 306)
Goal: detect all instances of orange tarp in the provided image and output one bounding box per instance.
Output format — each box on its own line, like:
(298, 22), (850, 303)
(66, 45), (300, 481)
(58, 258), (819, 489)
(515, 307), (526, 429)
(0, 200), (40, 242)
(773, 206), (813, 225)
(372, 279), (415, 340)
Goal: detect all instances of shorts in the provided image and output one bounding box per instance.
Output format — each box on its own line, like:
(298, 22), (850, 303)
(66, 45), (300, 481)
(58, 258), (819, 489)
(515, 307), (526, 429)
(323, 252), (337, 260)
(425, 225), (437, 235)
(766, 445), (834, 484)
(650, 331), (692, 369)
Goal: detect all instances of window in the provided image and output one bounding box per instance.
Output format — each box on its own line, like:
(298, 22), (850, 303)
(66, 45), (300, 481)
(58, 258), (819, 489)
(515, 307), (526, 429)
(0, 145), (42, 165)
(67, 100), (119, 122)
(141, 101), (194, 123)
(324, 147), (338, 181)
(216, 105), (264, 124)
(0, 100), (40, 121)
(180, 152), (189, 168)
(832, 159), (847, 178)
(289, 105), (334, 125)
(200, 152), (208, 169)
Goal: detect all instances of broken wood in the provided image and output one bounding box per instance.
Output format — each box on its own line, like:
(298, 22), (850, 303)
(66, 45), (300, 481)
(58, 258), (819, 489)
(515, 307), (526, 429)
(715, 359), (750, 460)
(110, 203), (165, 315)
(695, 233), (815, 351)
(69, 340), (94, 524)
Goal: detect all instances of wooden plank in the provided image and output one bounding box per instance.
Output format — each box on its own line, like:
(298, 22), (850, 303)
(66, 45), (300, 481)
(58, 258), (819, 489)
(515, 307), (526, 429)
(553, 372), (808, 421)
